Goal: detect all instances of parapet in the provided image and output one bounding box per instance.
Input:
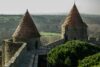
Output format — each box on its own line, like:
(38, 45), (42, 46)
(4, 43), (27, 67)
(2, 39), (26, 67)
(0, 49), (2, 67)
(88, 37), (96, 42)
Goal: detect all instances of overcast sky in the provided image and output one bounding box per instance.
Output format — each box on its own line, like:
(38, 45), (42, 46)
(0, 0), (100, 15)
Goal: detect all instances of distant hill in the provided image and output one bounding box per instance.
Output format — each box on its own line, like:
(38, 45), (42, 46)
(0, 14), (100, 44)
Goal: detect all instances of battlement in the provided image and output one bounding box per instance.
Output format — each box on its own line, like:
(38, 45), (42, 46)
(46, 39), (65, 51)
(88, 37), (100, 45)
(0, 49), (2, 67)
(4, 43), (27, 67)
(3, 39), (22, 57)
(36, 39), (65, 55)
(2, 39), (27, 67)
(2, 38), (38, 67)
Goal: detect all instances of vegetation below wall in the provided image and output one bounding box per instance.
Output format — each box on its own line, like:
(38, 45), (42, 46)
(47, 40), (100, 67)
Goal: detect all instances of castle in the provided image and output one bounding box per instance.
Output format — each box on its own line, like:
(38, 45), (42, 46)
(0, 3), (100, 67)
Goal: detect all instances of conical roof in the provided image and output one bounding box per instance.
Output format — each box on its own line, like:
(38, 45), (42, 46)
(12, 10), (40, 39)
(62, 4), (87, 28)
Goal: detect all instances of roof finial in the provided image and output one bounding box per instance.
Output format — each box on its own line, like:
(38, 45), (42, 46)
(74, 0), (76, 5)
(26, 9), (29, 12)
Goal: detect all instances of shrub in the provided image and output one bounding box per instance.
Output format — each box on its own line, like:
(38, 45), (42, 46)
(47, 40), (100, 67)
(78, 53), (100, 67)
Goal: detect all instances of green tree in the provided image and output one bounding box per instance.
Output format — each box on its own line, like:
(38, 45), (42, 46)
(78, 53), (100, 67)
(47, 40), (100, 67)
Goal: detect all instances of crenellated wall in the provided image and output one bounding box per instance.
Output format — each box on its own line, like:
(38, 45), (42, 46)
(1, 36), (41, 67)
(4, 43), (27, 67)
(37, 39), (65, 55)
(0, 50), (2, 67)
(2, 39), (22, 67)
(2, 39), (37, 67)
(88, 37), (100, 45)
(46, 39), (65, 49)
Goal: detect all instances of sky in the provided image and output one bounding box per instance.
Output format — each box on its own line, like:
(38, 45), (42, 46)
(0, 0), (100, 15)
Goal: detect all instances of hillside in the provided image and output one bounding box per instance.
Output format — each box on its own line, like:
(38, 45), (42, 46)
(0, 14), (100, 44)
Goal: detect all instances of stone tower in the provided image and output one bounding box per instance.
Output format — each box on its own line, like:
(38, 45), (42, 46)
(12, 10), (41, 50)
(2, 10), (41, 67)
(61, 4), (88, 41)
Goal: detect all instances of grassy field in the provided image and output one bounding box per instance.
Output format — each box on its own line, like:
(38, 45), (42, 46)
(40, 32), (61, 44)
(40, 32), (61, 36)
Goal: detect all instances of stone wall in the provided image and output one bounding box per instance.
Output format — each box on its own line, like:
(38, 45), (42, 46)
(4, 43), (27, 67)
(62, 25), (88, 41)
(2, 37), (41, 67)
(27, 38), (41, 51)
(2, 39), (22, 67)
(88, 37), (100, 45)
(0, 50), (2, 67)
(46, 39), (65, 50)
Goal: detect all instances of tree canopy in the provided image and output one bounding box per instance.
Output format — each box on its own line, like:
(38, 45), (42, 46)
(78, 53), (100, 67)
(47, 40), (100, 67)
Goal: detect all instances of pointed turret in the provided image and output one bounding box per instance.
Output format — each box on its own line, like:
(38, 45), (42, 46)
(61, 4), (88, 41)
(12, 10), (40, 42)
(62, 4), (87, 27)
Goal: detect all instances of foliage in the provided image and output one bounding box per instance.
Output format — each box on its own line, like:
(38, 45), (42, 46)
(78, 53), (100, 67)
(47, 40), (100, 67)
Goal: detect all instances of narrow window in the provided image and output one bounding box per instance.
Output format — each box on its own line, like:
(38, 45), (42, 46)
(35, 41), (38, 49)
